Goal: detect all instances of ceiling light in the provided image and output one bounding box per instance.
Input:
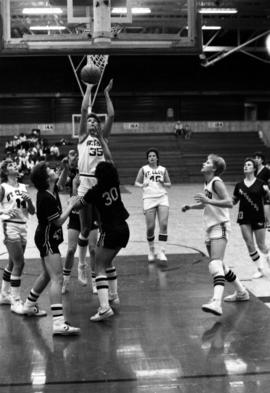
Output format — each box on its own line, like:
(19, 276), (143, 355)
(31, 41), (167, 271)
(112, 7), (151, 15)
(202, 25), (222, 30)
(199, 8), (238, 14)
(23, 8), (63, 15)
(30, 26), (66, 31)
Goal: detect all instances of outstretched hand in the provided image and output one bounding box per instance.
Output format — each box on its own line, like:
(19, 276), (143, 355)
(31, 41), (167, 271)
(181, 205), (190, 212)
(104, 79), (113, 94)
(69, 196), (81, 209)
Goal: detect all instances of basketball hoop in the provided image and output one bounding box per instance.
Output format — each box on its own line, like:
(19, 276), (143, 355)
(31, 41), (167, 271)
(111, 23), (124, 38)
(86, 54), (109, 111)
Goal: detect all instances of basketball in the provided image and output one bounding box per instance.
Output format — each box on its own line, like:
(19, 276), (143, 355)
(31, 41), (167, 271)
(80, 64), (101, 85)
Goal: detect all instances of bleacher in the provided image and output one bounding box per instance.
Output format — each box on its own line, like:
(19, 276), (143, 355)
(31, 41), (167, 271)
(109, 133), (187, 184)
(0, 131), (269, 184)
(179, 131), (269, 183)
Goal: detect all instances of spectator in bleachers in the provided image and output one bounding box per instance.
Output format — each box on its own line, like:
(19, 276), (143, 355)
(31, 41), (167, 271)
(184, 124), (192, 140)
(50, 144), (60, 159)
(174, 121), (184, 137)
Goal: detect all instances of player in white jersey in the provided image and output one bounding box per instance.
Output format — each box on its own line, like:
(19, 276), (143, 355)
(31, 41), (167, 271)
(135, 148), (171, 262)
(0, 158), (35, 314)
(77, 79), (114, 286)
(182, 154), (249, 316)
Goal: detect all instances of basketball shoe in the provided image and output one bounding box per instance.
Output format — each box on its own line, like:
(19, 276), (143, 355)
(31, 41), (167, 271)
(53, 321), (80, 336)
(157, 250), (168, 262)
(201, 298), (222, 316)
(11, 298), (25, 315)
(23, 303), (47, 317)
(90, 307), (114, 322)
(0, 291), (11, 305)
(223, 290), (250, 302)
(148, 250), (155, 262)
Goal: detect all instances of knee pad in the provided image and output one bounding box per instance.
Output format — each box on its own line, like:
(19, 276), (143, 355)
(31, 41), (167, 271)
(208, 259), (224, 277)
(78, 237), (89, 247)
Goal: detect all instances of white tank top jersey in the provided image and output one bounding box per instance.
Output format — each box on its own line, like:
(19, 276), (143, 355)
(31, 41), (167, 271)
(203, 176), (230, 229)
(142, 165), (168, 199)
(78, 134), (105, 177)
(1, 182), (28, 223)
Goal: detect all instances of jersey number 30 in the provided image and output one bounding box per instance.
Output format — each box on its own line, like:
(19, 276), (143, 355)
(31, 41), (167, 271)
(102, 187), (119, 206)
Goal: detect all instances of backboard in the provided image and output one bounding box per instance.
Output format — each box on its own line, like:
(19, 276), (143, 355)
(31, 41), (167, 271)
(0, 0), (201, 56)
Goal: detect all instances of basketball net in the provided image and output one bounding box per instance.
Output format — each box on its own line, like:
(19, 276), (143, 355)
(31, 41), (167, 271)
(86, 54), (109, 112)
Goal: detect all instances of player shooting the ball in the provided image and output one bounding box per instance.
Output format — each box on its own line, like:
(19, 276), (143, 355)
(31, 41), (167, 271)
(77, 78), (114, 287)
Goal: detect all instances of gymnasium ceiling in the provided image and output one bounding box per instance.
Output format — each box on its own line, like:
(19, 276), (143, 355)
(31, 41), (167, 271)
(3, 0), (270, 63)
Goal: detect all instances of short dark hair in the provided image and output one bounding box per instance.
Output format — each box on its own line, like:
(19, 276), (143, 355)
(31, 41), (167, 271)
(244, 157), (258, 174)
(253, 151), (265, 164)
(87, 113), (101, 123)
(31, 161), (49, 191)
(146, 148), (159, 163)
(95, 161), (119, 188)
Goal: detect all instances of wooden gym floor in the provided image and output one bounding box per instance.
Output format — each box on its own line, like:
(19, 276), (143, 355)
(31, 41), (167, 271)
(1, 184), (270, 393)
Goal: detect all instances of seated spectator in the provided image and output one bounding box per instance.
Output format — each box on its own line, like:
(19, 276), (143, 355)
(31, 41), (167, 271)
(174, 121), (184, 137)
(184, 124), (192, 140)
(50, 144), (60, 159)
(59, 138), (67, 146)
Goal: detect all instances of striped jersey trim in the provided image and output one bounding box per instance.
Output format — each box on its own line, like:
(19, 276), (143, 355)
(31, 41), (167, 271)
(48, 212), (60, 222)
(79, 173), (96, 178)
(2, 219), (27, 224)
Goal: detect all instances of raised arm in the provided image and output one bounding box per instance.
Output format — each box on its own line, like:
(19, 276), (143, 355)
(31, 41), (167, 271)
(78, 84), (92, 142)
(96, 128), (113, 163)
(53, 196), (80, 227)
(102, 79), (114, 139)
(57, 157), (69, 190)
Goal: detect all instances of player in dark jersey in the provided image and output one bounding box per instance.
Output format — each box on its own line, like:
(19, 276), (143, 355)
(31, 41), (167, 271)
(62, 150), (98, 294)
(23, 161), (81, 335)
(75, 129), (129, 322)
(253, 151), (270, 230)
(233, 157), (270, 279)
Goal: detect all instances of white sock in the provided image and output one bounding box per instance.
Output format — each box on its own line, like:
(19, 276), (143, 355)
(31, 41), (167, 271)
(106, 267), (118, 296)
(78, 235), (89, 267)
(96, 275), (109, 309)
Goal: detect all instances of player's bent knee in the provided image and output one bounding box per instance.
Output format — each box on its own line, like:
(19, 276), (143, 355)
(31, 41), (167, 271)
(208, 259), (224, 277)
(67, 247), (77, 256)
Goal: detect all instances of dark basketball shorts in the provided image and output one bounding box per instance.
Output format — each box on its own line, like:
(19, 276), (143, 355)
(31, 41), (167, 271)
(97, 222), (129, 249)
(239, 221), (266, 230)
(67, 210), (99, 231)
(35, 229), (63, 258)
